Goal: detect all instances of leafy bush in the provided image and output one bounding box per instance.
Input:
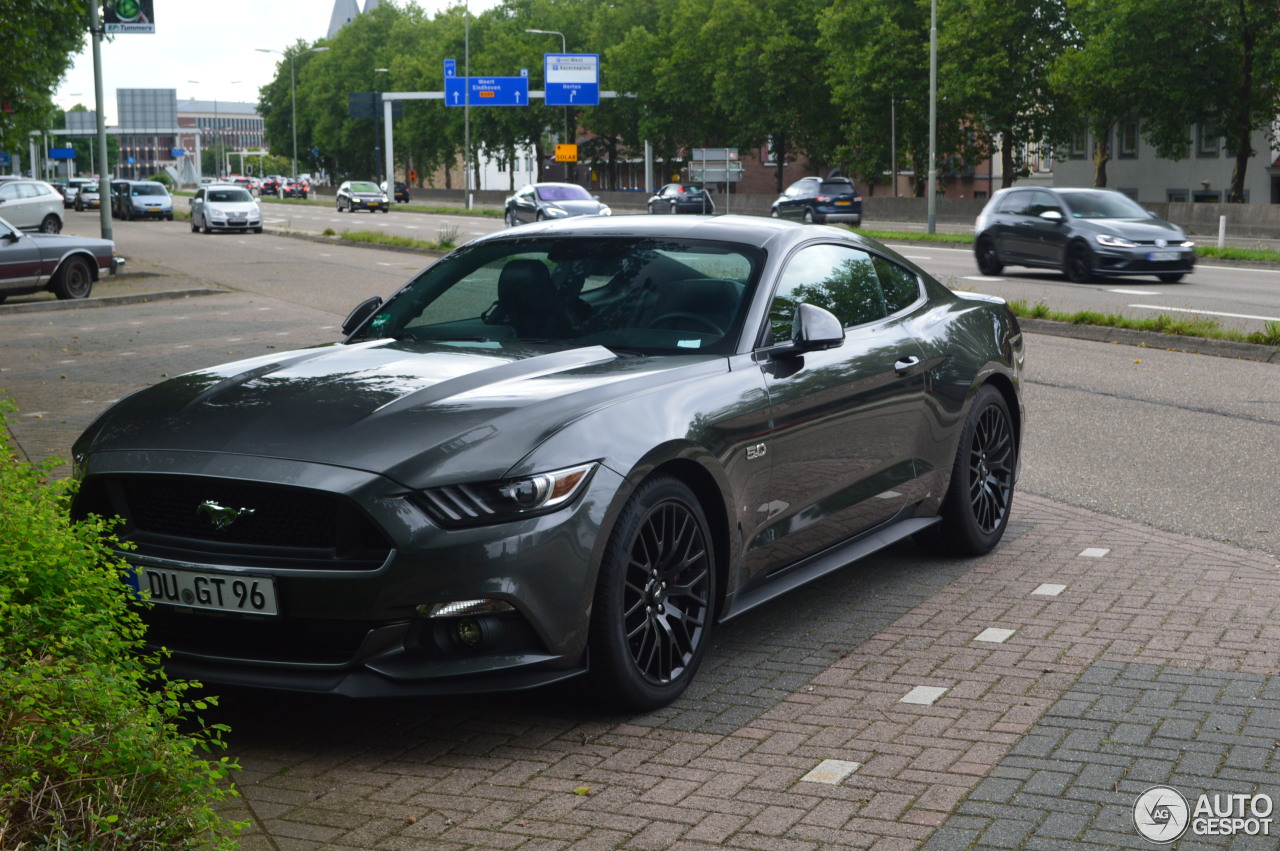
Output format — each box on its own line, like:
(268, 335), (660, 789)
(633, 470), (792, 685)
(0, 399), (241, 850)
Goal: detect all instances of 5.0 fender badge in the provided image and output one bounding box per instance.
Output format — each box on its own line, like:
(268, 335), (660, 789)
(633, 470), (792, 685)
(746, 443), (767, 461)
(198, 500), (255, 530)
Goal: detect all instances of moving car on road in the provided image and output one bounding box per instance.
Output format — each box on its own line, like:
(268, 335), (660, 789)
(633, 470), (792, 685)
(336, 180), (389, 213)
(279, 178), (308, 199)
(0, 213), (123, 302)
(0, 179), (64, 233)
(505, 182), (611, 226)
(973, 186), (1196, 283)
(770, 176), (863, 225)
(189, 184), (263, 234)
(71, 215), (1023, 709)
(381, 180), (411, 203)
(647, 183), (716, 215)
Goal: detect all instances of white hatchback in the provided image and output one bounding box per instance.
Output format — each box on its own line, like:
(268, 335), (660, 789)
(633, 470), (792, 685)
(0, 179), (64, 233)
(190, 184), (262, 234)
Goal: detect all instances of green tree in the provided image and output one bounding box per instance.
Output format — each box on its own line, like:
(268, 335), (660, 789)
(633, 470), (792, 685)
(939, 0), (1071, 189)
(821, 0), (938, 196)
(0, 1), (87, 156)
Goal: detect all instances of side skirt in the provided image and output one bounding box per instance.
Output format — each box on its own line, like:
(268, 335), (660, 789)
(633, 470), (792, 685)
(719, 514), (940, 623)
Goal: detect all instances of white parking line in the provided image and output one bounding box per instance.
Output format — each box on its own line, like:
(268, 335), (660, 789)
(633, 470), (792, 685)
(1128, 303), (1280, 323)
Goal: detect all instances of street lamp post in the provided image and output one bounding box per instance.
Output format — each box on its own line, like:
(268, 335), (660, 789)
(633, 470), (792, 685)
(525, 28), (572, 182)
(257, 46), (329, 180)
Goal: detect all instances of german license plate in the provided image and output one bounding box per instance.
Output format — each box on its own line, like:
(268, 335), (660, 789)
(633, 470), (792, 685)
(229, 219), (245, 224)
(1148, 251), (1179, 261)
(129, 566), (279, 615)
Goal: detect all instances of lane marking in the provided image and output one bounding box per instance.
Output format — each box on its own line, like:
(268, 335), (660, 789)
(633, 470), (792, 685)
(1107, 288), (1159, 295)
(1128, 303), (1280, 323)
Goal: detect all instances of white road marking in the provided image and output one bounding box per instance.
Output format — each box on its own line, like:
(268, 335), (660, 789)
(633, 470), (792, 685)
(1107, 288), (1159, 295)
(1128, 304), (1280, 323)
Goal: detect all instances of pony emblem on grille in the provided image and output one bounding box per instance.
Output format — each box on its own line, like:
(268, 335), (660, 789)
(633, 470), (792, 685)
(198, 500), (255, 530)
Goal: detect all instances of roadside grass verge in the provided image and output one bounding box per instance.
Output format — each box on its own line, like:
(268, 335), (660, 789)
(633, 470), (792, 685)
(1007, 299), (1280, 347)
(327, 226), (460, 251)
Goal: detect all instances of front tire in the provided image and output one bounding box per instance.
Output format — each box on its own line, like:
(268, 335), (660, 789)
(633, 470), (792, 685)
(51, 256), (93, 300)
(1063, 242), (1095, 283)
(1157, 273), (1185, 283)
(918, 385), (1017, 556)
(505, 209), (519, 227)
(976, 237), (1004, 275)
(587, 475), (715, 711)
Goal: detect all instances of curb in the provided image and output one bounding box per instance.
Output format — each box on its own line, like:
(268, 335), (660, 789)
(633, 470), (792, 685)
(0, 287), (226, 315)
(1019, 317), (1280, 363)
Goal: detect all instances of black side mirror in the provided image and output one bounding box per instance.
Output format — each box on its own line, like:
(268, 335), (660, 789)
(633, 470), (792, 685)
(342, 296), (383, 336)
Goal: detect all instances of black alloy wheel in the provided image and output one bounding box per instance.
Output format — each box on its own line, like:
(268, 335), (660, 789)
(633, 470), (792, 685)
(588, 475), (715, 710)
(918, 385), (1016, 556)
(975, 237), (1004, 275)
(1063, 241), (1095, 283)
(51, 256), (93, 300)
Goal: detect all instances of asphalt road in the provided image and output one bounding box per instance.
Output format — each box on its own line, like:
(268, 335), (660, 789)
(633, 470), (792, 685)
(3, 210), (1278, 559)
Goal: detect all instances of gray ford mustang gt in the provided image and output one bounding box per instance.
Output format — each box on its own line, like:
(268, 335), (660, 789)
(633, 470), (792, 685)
(71, 214), (1024, 710)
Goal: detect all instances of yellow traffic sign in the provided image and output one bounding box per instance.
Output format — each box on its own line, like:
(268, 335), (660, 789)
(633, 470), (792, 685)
(555, 144), (578, 163)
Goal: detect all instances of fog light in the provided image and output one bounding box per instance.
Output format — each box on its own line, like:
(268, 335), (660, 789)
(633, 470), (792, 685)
(455, 617), (483, 647)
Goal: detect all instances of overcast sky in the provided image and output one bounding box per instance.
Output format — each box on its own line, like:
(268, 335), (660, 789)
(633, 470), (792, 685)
(55, 1), (495, 123)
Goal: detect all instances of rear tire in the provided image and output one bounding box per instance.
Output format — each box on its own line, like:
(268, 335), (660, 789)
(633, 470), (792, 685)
(39, 214), (62, 234)
(917, 385), (1017, 556)
(803, 208), (816, 224)
(51, 256), (93, 300)
(587, 475), (715, 711)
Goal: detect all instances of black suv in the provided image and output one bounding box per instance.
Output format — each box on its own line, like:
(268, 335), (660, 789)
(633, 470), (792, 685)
(770, 176), (862, 225)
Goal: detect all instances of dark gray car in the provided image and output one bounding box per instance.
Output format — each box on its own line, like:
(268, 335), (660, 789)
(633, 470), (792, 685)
(71, 215), (1023, 709)
(974, 187), (1196, 283)
(504, 182), (612, 226)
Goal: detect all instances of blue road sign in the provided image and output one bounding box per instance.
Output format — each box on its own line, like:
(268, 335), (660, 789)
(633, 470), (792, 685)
(544, 54), (599, 106)
(444, 59), (456, 78)
(444, 74), (530, 107)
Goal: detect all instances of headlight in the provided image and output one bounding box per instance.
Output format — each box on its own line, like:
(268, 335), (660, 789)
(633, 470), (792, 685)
(414, 462), (598, 528)
(545, 206), (569, 217)
(1095, 233), (1136, 248)
(600, 206), (613, 216)
(209, 210), (227, 220)
(1180, 240), (1196, 248)
(380, 195), (388, 203)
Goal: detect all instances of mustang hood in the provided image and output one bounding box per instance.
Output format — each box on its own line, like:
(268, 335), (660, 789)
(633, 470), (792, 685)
(77, 340), (723, 486)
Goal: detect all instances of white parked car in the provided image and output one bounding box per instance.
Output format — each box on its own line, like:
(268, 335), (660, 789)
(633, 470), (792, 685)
(0, 179), (64, 233)
(189, 184), (262, 234)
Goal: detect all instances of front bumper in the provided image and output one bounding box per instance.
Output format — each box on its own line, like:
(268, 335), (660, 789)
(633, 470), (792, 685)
(349, 199), (388, 212)
(1093, 245), (1196, 276)
(129, 207), (172, 219)
(73, 451), (623, 697)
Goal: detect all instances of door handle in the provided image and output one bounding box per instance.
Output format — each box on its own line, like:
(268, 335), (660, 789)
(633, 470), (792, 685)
(894, 356), (921, 375)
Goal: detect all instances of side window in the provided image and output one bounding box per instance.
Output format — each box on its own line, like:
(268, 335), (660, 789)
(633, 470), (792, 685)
(0, 184), (16, 202)
(874, 257), (922, 314)
(768, 244), (888, 341)
(1031, 190), (1062, 216)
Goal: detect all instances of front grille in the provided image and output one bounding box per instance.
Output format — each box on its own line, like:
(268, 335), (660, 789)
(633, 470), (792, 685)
(75, 474), (393, 568)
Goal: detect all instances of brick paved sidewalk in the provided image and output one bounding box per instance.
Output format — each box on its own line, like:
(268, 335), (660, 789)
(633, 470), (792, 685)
(209, 493), (1280, 850)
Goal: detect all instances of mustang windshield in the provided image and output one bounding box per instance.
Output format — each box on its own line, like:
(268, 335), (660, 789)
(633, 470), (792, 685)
(351, 237), (763, 355)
